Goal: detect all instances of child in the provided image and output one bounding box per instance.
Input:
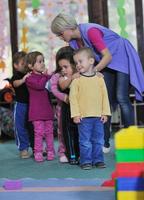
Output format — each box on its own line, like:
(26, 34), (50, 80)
(25, 51), (55, 162)
(69, 47), (111, 170)
(56, 46), (80, 164)
(11, 51), (32, 159)
(45, 70), (69, 163)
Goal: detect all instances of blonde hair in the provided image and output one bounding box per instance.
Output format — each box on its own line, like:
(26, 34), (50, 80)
(51, 13), (78, 35)
(74, 47), (95, 60)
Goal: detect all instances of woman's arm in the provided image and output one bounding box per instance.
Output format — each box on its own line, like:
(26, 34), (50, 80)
(87, 28), (112, 72)
(95, 48), (112, 72)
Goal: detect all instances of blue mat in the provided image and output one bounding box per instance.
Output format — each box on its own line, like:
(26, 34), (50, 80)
(0, 178), (115, 200)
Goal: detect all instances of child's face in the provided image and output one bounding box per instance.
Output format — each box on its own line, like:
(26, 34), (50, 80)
(14, 58), (26, 73)
(58, 59), (73, 77)
(73, 52), (94, 74)
(33, 55), (45, 73)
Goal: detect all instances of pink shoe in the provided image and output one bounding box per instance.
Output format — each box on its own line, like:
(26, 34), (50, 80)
(47, 152), (55, 161)
(34, 152), (44, 162)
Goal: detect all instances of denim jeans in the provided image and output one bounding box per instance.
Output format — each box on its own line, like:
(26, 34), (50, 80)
(78, 117), (104, 165)
(103, 68), (134, 147)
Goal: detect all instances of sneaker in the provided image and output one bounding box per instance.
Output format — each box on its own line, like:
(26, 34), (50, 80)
(20, 150), (30, 159)
(103, 146), (111, 153)
(80, 163), (92, 170)
(43, 151), (47, 157)
(59, 155), (69, 163)
(47, 152), (55, 161)
(94, 162), (106, 168)
(34, 152), (44, 162)
(69, 158), (79, 165)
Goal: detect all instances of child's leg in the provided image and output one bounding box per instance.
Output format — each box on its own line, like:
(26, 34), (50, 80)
(14, 102), (29, 151)
(78, 118), (93, 166)
(33, 121), (44, 162)
(44, 120), (55, 160)
(92, 118), (105, 165)
(56, 105), (66, 157)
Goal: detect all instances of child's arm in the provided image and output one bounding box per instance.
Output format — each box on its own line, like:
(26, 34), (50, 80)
(13, 73), (31, 88)
(26, 74), (49, 90)
(59, 76), (72, 91)
(69, 80), (81, 123)
(100, 77), (111, 120)
(50, 73), (68, 103)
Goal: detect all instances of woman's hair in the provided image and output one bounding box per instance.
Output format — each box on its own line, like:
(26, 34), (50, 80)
(25, 51), (43, 69)
(51, 13), (77, 35)
(55, 46), (76, 73)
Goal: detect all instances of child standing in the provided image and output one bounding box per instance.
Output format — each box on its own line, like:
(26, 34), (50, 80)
(45, 72), (69, 163)
(56, 46), (80, 164)
(69, 47), (111, 170)
(25, 51), (55, 162)
(11, 51), (31, 159)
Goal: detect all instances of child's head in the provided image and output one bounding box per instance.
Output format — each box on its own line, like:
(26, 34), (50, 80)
(55, 46), (76, 77)
(26, 51), (45, 74)
(13, 51), (27, 73)
(51, 13), (77, 37)
(73, 47), (95, 74)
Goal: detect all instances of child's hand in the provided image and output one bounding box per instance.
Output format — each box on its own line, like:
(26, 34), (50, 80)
(72, 72), (80, 80)
(64, 94), (69, 104)
(23, 72), (31, 82)
(73, 116), (81, 124)
(100, 115), (108, 123)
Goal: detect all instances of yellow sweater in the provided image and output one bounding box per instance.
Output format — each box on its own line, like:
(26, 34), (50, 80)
(69, 74), (111, 118)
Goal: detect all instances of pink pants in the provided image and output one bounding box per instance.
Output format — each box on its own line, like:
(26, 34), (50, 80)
(33, 120), (55, 155)
(56, 104), (66, 157)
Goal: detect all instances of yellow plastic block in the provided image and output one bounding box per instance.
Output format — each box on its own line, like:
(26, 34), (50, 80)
(115, 126), (144, 149)
(117, 191), (144, 200)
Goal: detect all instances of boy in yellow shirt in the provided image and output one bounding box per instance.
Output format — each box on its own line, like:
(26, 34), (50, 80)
(69, 47), (111, 170)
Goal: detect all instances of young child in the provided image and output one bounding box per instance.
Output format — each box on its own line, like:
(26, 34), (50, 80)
(25, 51), (55, 162)
(11, 51), (31, 159)
(69, 47), (111, 170)
(45, 67), (69, 163)
(56, 46), (80, 164)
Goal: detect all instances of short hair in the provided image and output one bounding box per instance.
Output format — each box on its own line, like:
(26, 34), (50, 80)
(51, 13), (77, 35)
(55, 46), (76, 73)
(13, 51), (27, 65)
(25, 51), (43, 68)
(74, 47), (95, 60)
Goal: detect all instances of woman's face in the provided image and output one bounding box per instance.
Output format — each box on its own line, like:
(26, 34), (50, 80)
(58, 59), (73, 77)
(57, 29), (74, 42)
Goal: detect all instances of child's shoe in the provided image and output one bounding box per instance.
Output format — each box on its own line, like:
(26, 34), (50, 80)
(80, 163), (92, 170)
(94, 162), (106, 168)
(59, 155), (68, 163)
(47, 152), (55, 161)
(103, 146), (111, 153)
(20, 150), (30, 159)
(34, 152), (44, 162)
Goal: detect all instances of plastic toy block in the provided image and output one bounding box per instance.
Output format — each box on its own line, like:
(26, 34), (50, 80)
(115, 126), (144, 149)
(3, 180), (22, 190)
(116, 177), (144, 191)
(117, 191), (144, 200)
(116, 149), (144, 162)
(115, 163), (144, 177)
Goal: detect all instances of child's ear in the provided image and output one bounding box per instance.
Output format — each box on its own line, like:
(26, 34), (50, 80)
(14, 63), (18, 70)
(90, 58), (95, 65)
(28, 64), (33, 70)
